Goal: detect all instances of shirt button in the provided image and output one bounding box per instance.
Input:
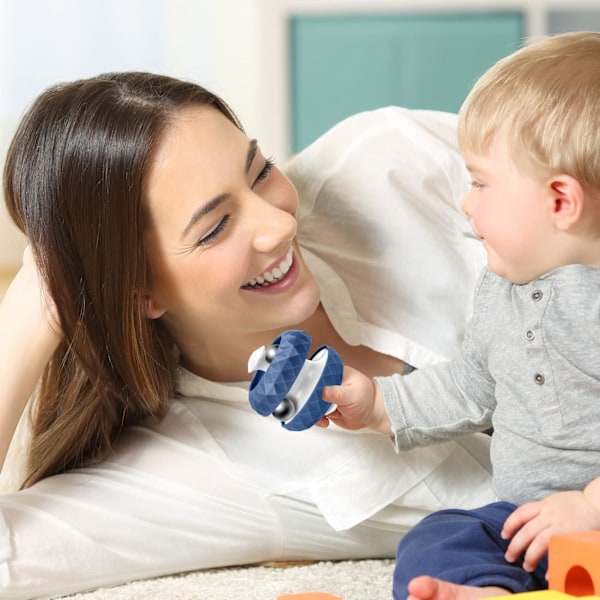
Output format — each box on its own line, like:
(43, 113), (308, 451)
(531, 290), (543, 302)
(525, 329), (535, 341)
(534, 372), (545, 385)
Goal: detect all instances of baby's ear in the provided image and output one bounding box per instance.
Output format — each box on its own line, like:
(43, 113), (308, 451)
(549, 174), (584, 231)
(143, 295), (166, 319)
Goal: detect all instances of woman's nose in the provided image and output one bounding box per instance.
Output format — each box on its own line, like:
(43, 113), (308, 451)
(251, 197), (297, 253)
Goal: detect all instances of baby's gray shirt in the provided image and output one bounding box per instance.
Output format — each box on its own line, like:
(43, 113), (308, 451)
(377, 265), (600, 505)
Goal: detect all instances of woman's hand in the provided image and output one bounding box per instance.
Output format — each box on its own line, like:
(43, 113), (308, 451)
(12, 246), (61, 330)
(0, 246), (62, 469)
(502, 481), (600, 572)
(319, 366), (392, 434)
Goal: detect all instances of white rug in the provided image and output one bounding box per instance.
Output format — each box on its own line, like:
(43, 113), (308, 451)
(61, 560), (394, 600)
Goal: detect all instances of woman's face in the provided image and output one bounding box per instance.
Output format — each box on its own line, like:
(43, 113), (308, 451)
(144, 106), (320, 369)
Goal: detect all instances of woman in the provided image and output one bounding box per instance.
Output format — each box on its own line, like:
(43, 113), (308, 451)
(0, 72), (494, 598)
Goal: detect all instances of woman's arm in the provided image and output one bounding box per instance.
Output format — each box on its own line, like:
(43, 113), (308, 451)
(0, 247), (61, 471)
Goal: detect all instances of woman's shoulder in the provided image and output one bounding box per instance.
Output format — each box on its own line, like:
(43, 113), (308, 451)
(286, 107), (468, 224)
(287, 106), (459, 161)
(285, 107), (461, 178)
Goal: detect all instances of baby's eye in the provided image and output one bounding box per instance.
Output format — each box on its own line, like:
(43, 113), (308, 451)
(469, 180), (486, 190)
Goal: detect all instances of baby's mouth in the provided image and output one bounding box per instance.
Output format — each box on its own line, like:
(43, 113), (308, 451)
(242, 248), (294, 289)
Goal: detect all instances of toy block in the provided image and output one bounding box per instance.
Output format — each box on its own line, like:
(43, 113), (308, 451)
(548, 531), (600, 596)
(277, 594), (343, 600)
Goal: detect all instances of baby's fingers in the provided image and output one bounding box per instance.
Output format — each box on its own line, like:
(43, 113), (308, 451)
(314, 416), (330, 428)
(322, 384), (342, 405)
(502, 502), (541, 540)
(521, 531), (550, 572)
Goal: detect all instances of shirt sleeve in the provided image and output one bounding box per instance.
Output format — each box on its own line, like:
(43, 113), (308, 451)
(375, 270), (497, 450)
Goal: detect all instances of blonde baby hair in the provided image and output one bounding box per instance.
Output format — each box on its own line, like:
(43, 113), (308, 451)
(458, 31), (600, 190)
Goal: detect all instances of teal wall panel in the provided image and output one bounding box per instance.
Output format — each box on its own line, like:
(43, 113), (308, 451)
(290, 12), (525, 152)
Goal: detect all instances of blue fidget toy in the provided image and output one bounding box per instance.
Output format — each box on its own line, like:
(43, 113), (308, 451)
(247, 329), (343, 431)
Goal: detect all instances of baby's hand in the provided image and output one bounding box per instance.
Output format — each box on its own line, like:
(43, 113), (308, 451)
(319, 366), (391, 434)
(502, 490), (600, 572)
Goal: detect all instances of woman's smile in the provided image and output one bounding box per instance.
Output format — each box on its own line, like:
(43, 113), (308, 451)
(242, 247), (298, 293)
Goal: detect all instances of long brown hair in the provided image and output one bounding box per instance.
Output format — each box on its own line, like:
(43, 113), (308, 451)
(3, 72), (242, 487)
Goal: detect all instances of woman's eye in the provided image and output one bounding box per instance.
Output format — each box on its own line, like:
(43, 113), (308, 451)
(196, 215), (230, 247)
(253, 157), (275, 187)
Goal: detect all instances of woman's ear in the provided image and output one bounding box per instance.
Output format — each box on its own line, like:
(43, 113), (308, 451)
(549, 174), (584, 231)
(144, 295), (166, 319)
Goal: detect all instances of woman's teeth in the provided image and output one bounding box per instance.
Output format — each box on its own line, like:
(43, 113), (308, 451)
(243, 249), (294, 288)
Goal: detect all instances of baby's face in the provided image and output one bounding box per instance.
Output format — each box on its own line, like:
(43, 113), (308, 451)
(461, 137), (558, 284)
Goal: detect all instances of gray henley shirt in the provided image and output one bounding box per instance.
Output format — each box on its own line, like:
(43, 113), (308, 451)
(377, 265), (600, 505)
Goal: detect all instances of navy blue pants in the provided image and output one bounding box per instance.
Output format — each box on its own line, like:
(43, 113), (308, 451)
(393, 501), (548, 600)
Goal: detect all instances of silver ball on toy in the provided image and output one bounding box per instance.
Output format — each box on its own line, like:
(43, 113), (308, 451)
(265, 344), (279, 363)
(272, 397), (296, 421)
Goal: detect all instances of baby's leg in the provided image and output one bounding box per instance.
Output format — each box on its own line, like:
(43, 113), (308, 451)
(392, 502), (548, 600)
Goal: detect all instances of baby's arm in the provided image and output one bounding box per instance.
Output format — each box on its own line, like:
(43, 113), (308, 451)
(502, 477), (600, 572)
(0, 247), (61, 470)
(320, 366), (392, 434)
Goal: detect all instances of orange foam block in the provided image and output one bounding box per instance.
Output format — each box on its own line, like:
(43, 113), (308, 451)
(548, 531), (600, 596)
(277, 594), (343, 600)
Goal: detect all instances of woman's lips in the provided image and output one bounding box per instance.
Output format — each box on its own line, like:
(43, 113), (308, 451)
(242, 248), (295, 290)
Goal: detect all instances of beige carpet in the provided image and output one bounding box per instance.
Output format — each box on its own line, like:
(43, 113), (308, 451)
(61, 560), (395, 599)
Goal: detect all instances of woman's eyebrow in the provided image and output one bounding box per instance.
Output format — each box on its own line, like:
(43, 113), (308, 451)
(246, 139), (258, 172)
(181, 139), (258, 240)
(181, 194), (228, 240)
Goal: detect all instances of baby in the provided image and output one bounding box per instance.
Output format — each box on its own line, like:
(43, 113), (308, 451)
(321, 31), (600, 600)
